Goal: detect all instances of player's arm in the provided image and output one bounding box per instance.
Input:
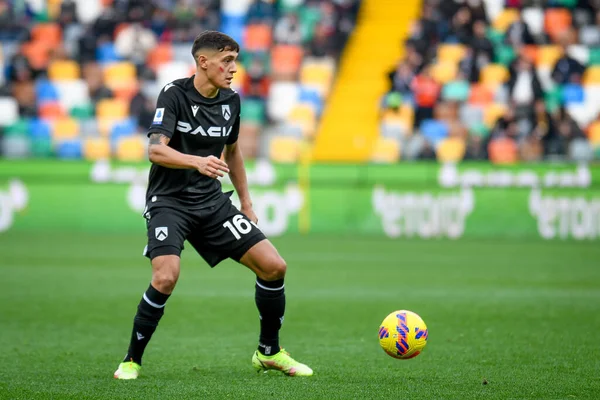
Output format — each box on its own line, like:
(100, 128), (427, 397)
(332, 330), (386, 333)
(224, 141), (252, 208)
(148, 133), (229, 176)
(147, 85), (228, 176)
(224, 108), (256, 221)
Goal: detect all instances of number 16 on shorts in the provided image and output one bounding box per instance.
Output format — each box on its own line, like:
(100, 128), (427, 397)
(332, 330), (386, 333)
(223, 214), (259, 240)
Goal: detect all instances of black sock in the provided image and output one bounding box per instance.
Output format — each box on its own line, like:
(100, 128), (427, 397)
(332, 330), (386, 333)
(123, 284), (170, 365)
(255, 277), (285, 356)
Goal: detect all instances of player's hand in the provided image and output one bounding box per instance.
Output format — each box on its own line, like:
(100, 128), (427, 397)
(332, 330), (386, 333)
(197, 155), (229, 178)
(241, 205), (258, 224)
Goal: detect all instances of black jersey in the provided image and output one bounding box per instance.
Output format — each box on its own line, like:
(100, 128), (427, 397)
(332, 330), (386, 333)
(146, 76), (241, 208)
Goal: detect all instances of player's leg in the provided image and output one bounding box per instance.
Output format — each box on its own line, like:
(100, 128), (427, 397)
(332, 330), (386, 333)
(239, 240), (287, 355)
(240, 241), (313, 376)
(114, 207), (189, 380)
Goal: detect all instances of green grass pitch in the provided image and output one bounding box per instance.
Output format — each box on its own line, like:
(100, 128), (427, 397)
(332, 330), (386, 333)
(1, 232), (599, 399)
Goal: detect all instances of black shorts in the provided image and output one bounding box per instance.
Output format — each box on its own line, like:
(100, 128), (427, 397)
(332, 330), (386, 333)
(143, 192), (266, 267)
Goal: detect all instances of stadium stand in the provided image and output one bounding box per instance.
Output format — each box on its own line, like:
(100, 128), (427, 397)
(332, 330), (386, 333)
(381, 0), (600, 163)
(0, 0), (358, 162)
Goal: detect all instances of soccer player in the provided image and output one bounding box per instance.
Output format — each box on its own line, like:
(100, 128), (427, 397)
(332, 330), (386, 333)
(113, 31), (313, 379)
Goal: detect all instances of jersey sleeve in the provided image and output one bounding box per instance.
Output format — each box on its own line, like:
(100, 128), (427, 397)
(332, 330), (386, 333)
(226, 94), (241, 145)
(147, 85), (179, 138)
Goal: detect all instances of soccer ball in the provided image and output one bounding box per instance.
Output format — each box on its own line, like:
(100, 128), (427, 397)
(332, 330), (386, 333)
(378, 310), (428, 359)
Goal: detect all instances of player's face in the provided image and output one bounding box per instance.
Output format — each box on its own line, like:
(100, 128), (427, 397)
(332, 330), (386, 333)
(207, 50), (238, 89)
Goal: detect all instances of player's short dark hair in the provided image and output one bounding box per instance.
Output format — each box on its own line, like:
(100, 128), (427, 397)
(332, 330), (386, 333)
(191, 31), (240, 61)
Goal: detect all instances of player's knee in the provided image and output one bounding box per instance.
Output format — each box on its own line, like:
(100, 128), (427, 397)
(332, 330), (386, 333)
(152, 271), (178, 293)
(151, 256), (180, 293)
(262, 256), (287, 281)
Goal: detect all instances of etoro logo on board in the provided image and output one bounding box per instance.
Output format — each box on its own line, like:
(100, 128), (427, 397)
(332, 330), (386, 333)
(0, 180), (28, 232)
(372, 186), (475, 239)
(529, 190), (600, 240)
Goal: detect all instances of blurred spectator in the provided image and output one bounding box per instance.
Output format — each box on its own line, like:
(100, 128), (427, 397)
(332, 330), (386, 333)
(470, 20), (494, 65)
(115, 23), (157, 66)
(507, 56), (543, 108)
(82, 62), (113, 104)
(388, 62), (415, 98)
(505, 15), (535, 47)
(274, 13), (302, 45)
(411, 66), (441, 127)
(551, 45), (585, 85)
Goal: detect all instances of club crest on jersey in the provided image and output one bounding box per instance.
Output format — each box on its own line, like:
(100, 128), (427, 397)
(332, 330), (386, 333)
(155, 227), (168, 241)
(222, 104), (231, 121)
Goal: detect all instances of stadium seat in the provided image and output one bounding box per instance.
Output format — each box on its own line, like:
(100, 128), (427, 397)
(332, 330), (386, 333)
(493, 8), (520, 32)
(244, 24), (272, 52)
(588, 121), (600, 145)
(1, 134), (31, 158)
(288, 104), (317, 137)
(583, 66), (600, 85)
(519, 45), (539, 64)
(484, 103), (508, 128)
(54, 80), (90, 112)
(566, 103), (596, 128)
(544, 8), (572, 41)
(436, 137), (466, 163)
(157, 61), (190, 89)
(96, 42), (122, 64)
(298, 86), (323, 115)
(269, 136), (301, 163)
(240, 99), (266, 124)
(51, 117), (80, 140)
(569, 138), (594, 162)
(271, 45), (303, 79)
(536, 45), (563, 68)
(567, 45), (589, 65)
(468, 84), (494, 105)
(83, 137), (111, 160)
(96, 99), (129, 120)
(495, 45), (516, 66)
(55, 139), (83, 159)
(0, 97), (19, 126)
(300, 62), (333, 96)
(562, 84), (584, 104)
(488, 137), (518, 164)
(480, 64), (509, 87)
(110, 118), (137, 145)
(589, 48), (600, 66)
(522, 8), (544, 36)
(29, 119), (52, 141)
(103, 62), (137, 89)
(20, 40), (51, 70)
(38, 102), (66, 119)
(115, 136), (145, 161)
(35, 80), (60, 103)
(430, 62), (458, 84)
(442, 81), (470, 101)
(220, 14), (246, 45)
(371, 136), (401, 163)
(420, 119), (449, 146)
(437, 44), (467, 65)
(579, 26), (600, 47)
(48, 60), (81, 81)
(146, 43), (173, 72)
(267, 82), (299, 122)
(459, 104), (484, 129)
(31, 23), (62, 47)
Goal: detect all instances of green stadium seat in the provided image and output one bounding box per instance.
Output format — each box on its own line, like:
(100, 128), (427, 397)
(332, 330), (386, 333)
(241, 99), (265, 124)
(442, 81), (470, 102)
(70, 103), (95, 120)
(495, 45), (516, 66)
(589, 48), (600, 65)
(544, 86), (562, 112)
(30, 137), (53, 157)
